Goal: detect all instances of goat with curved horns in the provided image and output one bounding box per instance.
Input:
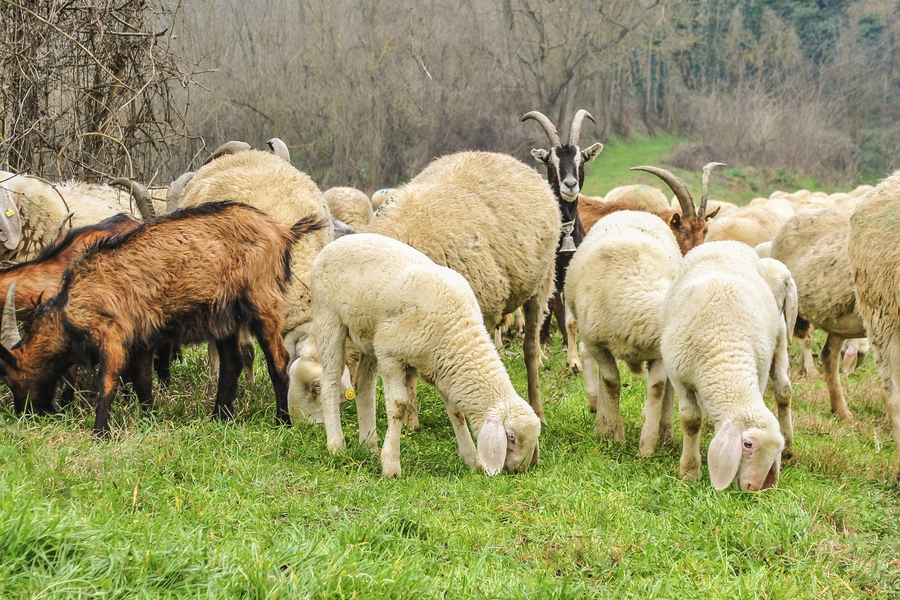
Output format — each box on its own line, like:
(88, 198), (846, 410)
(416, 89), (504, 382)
(522, 109), (603, 346)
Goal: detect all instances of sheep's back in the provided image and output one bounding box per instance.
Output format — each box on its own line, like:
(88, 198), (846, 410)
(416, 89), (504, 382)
(367, 151), (560, 329)
(771, 209), (859, 334)
(180, 150), (333, 341)
(323, 186), (374, 231)
(849, 171), (900, 347)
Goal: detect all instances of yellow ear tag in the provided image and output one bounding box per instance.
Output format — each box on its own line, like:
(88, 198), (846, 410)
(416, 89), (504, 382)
(4, 209), (12, 217)
(344, 388), (356, 401)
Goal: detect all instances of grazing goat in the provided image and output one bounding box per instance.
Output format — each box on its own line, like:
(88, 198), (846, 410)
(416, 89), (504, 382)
(0, 202), (322, 434)
(522, 109), (603, 346)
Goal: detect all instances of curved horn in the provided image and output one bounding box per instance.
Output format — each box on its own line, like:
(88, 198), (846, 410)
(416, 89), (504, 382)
(267, 138), (292, 163)
(2, 281), (20, 347)
(699, 162), (726, 219)
(568, 109), (596, 146)
(109, 178), (156, 220)
(631, 166), (696, 219)
(166, 171), (195, 213)
(202, 140), (251, 166)
(521, 111), (561, 147)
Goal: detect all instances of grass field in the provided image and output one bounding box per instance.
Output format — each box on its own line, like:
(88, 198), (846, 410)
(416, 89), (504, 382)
(1, 328), (899, 598)
(583, 134), (844, 206)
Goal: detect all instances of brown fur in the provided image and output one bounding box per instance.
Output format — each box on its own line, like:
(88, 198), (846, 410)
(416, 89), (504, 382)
(0, 201), (323, 434)
(577, 198), (717, 255)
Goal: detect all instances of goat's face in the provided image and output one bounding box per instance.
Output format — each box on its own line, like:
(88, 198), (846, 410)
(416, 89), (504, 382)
(531, 142), (603, 202)
(668, 206), (721, 255)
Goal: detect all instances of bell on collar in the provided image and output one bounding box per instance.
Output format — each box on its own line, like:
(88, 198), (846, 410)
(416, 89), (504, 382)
(560, 234), (577, 253)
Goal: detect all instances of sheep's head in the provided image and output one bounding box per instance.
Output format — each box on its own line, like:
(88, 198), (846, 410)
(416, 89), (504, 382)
(632, 162), (725, 255)
(522, 110), (603, 202)
(708, 418), (784, 491)
(477, 397), (541, 475)
(287, 337), (354, 425)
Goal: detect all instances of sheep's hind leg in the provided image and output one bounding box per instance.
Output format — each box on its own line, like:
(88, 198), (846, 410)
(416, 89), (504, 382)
(639, 359), (668, 456)
(379, 357), (411, 478)
(822, 333), (852, 420)
(523, 296), (546, 422)
(587, 342), (624, 442)
(403, 367), (420, 430)
(675, 385), (702, 480)
(579, 341), (599, 412)
(354, 354), (379, 452)
(880, 338), (900, 481)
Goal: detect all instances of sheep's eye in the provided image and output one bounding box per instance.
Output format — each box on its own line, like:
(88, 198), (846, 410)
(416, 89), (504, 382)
(743, 440), (753, 449)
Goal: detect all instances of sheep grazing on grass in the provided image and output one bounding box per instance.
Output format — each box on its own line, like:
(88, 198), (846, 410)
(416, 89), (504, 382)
(848, 169), (900, 479)
(661, 241), (796, 490)
(178, 149), (333, 361)
(521, 109), (603, 346)
(770, 208), (867, 420)
(312, 233), (541, 478)
(366, 151), (559, 422)
(0, 202), (323, 435)
(564, 210), (682, 456)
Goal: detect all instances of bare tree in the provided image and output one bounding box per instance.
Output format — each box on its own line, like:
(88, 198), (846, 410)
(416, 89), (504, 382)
(0, 0), (200, 182)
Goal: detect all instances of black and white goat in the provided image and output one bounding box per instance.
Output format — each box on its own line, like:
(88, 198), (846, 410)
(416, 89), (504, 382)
(521, 109), (603, 345)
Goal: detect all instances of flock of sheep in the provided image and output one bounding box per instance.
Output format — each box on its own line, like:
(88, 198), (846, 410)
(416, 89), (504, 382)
(0, 109), (898, 492)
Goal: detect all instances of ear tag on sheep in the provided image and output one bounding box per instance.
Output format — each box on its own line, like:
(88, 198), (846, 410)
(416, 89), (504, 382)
(344, 388), (356, 401)
(0, 189), (21, 250)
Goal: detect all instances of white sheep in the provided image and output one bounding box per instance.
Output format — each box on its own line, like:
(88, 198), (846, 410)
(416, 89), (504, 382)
(704, 203), (794, 247)
(603, 184), (670, 211)
(770, 208), (867, 420)
(563, 210), (682, 456)
(365, 151), (560, 422)
(178, 149), (334, 360)
(370, 188), (396, 211)
(848, 170), (900, 478)
(0, 172), (154, 262)
(660, 241), (797, 490)
(322, 186), (374, 231)
(312, 233), (541, 478)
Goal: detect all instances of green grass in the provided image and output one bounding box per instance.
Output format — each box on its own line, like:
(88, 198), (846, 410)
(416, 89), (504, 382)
(583, 134), (843, 206)
(1, 335), (899, 598)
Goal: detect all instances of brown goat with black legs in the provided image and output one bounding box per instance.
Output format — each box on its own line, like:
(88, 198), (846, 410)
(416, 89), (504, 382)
(0, 201), (323, 434)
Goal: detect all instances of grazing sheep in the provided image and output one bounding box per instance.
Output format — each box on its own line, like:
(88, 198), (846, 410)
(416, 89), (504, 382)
(312, 233), (541, 478)
(366, 151), (559, 422)
(0, 202), (323, 434)
(371, 188), (396, 211)
(178, 149), (333, 361)
(660, 241), (796, 490)
(322, 187), (374, 231)
(848, 171), (900, 478)
(522, 109), (603, 346)
(564, 210), (682, 455)
(770, 208), (866, 420)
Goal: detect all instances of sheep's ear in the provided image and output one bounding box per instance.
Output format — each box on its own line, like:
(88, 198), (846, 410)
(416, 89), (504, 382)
(705, 206), (721, 220)
(708, 420), (742, 490)
(477, 418), (507, 476)
(783, 277), (798, 339)
(581, 142), (604, 164)
(530, 148), (551, 166)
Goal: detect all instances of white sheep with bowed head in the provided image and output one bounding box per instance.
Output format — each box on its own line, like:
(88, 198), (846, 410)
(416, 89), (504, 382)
(311, 232), (541, 478)
(661, 241), (797, 491)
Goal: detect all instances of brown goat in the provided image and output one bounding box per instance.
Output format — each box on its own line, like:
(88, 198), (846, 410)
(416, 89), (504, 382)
(0, 201), (322, 434)
(578, 163), (725, 255)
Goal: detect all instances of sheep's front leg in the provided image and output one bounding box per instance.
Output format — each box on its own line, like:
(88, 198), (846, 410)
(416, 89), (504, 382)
(882, 340), (900, 481)
(587, 342), (624, 442)
(444, 397), (478, 469)
(675, 386), (702, 480)
(379, 358), (410, 478)
(579, 341), (599, 412)
(640, 359), (669, 456)
(822, 333), (852, 420)
(770, 331), (794, 458)
(355, 354), (379, 452)
(565, 308), (582, 373)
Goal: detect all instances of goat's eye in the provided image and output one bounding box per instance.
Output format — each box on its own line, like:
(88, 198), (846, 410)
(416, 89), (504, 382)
(743, 440), (753, 449)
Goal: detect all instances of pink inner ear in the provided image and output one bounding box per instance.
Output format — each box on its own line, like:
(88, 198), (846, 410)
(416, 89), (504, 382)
(708, 420), (743, 491)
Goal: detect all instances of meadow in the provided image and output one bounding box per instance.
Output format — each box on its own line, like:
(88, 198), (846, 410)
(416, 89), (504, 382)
(1, 138), (897, 599)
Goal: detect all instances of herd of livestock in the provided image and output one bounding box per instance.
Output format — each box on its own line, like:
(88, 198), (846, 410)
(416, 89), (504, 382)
(0, 109), (898, 492)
